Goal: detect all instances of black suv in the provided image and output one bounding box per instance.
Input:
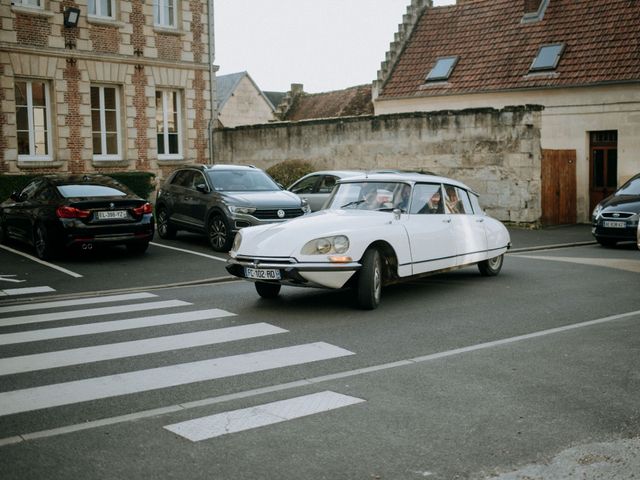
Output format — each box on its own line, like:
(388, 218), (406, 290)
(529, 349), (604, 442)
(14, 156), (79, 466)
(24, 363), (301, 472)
(155, 165), (310, 251)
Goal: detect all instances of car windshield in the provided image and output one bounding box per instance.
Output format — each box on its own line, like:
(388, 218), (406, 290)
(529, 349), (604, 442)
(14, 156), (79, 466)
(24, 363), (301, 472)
(616, 177), (640, 196)
(326, 181), (410, 211)
(208, 170), (280, 192)
(57, 185), (127, 197)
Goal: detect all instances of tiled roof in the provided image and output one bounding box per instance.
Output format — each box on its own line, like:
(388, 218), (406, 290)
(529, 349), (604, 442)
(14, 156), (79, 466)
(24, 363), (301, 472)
(378, 0), (640, 99)
(284, 85), (373, 121)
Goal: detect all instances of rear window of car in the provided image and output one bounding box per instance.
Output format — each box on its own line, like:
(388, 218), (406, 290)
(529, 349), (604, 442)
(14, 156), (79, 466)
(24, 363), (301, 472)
(617, 177), (640, 196)
(57, 185), (127, 198)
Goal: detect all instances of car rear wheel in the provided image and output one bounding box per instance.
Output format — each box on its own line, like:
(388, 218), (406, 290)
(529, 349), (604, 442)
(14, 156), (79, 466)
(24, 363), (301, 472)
(255, 282), (281, 299)
(127, 242), (149, 255)
(156, 208), (176, 239)
(357, 248), (382, 310)
(478, 254), (503, 276)
(34, 224), (56, 260)
(207, 214), (233, 252)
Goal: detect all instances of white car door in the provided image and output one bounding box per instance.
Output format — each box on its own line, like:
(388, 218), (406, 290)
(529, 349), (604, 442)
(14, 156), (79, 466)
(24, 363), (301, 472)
(402, 183), (456, 275)
(444, 185), (488, 266)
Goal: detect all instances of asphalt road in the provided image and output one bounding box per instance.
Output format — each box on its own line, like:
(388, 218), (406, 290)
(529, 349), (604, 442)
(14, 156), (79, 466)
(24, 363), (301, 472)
(0, 232), (638, 480)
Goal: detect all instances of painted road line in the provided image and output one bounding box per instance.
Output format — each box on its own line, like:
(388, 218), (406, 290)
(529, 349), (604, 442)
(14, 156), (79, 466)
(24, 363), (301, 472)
(0, 286), (56, 296)
(0, 300), (191, 328)
(150, 242), (227, 262)
(514, 254), (640, 273)
(0, 244), (82, 278)
(0, 292), (157, 314)
(3, 309), (639, 445)
(0, 323), (287, 375)
(0, 342), (354, 416)
(164, 391), (365, 441)
(0, 309), (235, 346)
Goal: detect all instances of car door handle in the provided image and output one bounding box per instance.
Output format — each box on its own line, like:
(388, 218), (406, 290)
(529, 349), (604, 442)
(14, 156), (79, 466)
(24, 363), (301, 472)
(442, 218), (451, 223)
(476, 218), (484, 223)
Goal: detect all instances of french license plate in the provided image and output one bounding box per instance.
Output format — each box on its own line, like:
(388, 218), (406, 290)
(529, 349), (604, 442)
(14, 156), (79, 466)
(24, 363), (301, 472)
(97, 210), (128, 220)
(603, 220), (626, 228)
(245, 267), (281, 280)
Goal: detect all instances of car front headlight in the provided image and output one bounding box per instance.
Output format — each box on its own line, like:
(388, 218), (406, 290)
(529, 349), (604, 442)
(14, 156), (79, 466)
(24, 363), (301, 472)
(228, 205), (256, 215)
(301, 235), (350, 255)
(301, 199), (311, 214)
(592, 204), (603, 220)
(231, 231), (242, 253)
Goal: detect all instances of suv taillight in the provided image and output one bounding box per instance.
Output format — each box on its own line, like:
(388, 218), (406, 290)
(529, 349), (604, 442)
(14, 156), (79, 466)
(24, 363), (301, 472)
(56, 206), (91, 219)
(133, 203), (153, 215)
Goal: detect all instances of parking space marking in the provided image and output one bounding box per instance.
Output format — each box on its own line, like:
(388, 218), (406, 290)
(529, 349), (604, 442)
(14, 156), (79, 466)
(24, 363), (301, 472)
(0, 300), (191, 328)
(514, 254), (640, 273)
(0, 342), (355, 416)
(150, 242), (227, 262)
(0, 308), (235, 346)
(164, 391), (365, 441)
(0, 286), (55, 296)
(0, 244), (82, 278)
(0, 323), (287, 375)
(0, 292), (156, 314)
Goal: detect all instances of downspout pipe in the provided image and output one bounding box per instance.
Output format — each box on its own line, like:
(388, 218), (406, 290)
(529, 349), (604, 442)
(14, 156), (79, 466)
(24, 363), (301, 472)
(207, 0), (217, 164)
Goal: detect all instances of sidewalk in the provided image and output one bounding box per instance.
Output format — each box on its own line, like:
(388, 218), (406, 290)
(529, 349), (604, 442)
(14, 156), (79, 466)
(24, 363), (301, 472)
(507, 224), (595, 252)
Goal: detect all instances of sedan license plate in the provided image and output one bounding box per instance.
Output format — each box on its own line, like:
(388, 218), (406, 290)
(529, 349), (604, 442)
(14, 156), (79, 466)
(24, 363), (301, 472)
(603, 220), (626, 228)
(245, 267), (281, 280)
(97, 210), (128, 220)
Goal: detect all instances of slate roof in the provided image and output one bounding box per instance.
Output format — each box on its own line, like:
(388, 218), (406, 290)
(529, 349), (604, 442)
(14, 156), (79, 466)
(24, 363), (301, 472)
(378, 0), (640, 99)
(283, 84), (373, 121)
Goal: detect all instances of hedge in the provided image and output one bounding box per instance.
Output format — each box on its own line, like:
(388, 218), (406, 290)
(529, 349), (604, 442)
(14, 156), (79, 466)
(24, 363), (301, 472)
(266, 159), (315, 188)
(0, 172), (156, 201)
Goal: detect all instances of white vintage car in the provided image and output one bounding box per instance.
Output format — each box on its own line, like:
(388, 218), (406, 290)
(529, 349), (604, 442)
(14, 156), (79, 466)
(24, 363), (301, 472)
(226, 173), (511, 309)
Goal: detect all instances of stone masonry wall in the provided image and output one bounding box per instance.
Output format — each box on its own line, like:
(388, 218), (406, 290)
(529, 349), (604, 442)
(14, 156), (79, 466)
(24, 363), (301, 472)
(214, 106), (544, 223)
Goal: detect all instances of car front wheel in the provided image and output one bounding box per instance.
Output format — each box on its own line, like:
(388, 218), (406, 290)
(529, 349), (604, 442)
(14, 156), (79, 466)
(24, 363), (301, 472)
(255, 282), (281, 299)
(156, 208), (176, 239)
(357, 248), (382, 310)
(207, 214), (233, 252)
(478, 254), (503, 276)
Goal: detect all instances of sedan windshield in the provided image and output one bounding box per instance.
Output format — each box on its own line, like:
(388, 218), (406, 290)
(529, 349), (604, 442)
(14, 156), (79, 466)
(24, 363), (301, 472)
(208, 170), (280, 192)
(326, 182), (410, 211)
(616, 177), (640, 196)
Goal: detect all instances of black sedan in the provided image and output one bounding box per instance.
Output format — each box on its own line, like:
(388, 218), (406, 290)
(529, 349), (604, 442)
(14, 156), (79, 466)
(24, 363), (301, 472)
(0, 174), (154, 260)
(592, 172), (640, 247)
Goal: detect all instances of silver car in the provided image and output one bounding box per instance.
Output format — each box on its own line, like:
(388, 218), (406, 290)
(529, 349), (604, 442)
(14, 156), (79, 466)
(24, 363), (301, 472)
(288, 170), (363, 211)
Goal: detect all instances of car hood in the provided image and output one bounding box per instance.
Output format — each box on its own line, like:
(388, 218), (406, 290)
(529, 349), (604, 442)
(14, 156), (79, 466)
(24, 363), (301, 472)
(223, 190), (302, 207)
(236, 209), (392, 257)
(600, 194), (640, 213)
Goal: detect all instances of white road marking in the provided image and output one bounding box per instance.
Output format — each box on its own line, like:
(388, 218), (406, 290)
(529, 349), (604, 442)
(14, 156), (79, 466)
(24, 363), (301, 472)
(0, 292), (156, 314)
(0, 300), (190, 327)
(514, 254), (640, 273)
(0, 323), (287, 376)
(0, 244), (83, 277)
(0, 308), (235, 346)
(0, 286), (55, 296)
(0, 275), (25, 283)
(164, 391), (365, 441)
(150, 242), (227, 262)
(0, 342), (354, 416)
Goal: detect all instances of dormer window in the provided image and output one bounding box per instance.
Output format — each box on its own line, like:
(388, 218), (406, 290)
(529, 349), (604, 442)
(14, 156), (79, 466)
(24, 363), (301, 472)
(530, 43), (564, 71)
(425, 56), (459, 82)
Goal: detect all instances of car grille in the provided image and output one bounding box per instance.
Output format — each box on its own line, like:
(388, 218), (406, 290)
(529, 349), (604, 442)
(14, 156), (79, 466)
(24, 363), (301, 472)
(253, 208), (305, 220)
(601, 212), (635, 219)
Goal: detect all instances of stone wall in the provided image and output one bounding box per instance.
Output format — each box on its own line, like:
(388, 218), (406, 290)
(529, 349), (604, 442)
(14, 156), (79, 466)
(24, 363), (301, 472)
(213, 106), (544, 223)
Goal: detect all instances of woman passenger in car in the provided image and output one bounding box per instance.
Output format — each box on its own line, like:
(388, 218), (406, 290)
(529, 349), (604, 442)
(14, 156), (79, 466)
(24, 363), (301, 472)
(419, 190), (443, 214)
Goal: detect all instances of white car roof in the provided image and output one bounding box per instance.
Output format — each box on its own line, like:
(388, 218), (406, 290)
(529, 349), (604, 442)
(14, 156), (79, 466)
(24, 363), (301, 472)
(339, 172), (472, 192)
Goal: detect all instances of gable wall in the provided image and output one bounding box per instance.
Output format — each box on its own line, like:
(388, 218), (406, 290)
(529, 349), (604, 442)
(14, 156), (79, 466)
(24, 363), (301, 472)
(214, 106), (543, 223)
(218, 76), (275, 128)
(374, 84), (640, 222)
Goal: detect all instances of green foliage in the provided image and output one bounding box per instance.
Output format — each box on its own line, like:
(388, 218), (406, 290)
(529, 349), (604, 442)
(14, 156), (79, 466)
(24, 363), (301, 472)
(266, 160), (315, 188)
(0, 172), (156, 201)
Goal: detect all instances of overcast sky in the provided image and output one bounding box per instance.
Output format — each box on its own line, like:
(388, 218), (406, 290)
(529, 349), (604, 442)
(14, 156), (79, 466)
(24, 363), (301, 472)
(214, 0), (456, 93)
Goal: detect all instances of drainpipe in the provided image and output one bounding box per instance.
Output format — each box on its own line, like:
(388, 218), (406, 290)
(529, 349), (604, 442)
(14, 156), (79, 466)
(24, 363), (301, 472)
(207, 0), (217, 164)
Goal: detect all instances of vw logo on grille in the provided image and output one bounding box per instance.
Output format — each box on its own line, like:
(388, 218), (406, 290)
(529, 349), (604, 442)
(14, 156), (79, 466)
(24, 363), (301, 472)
(277, 209), (285, 218)
(613, 213), (620, 217)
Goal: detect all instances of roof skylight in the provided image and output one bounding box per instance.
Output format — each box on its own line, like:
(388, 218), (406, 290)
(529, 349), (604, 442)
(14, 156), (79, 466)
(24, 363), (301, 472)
(530, 43), (565, 71)
(425, 56), (458, 82)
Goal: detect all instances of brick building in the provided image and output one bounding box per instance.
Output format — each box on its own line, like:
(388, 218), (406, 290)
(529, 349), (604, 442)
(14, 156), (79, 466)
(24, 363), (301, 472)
(0, 0), (214, 183)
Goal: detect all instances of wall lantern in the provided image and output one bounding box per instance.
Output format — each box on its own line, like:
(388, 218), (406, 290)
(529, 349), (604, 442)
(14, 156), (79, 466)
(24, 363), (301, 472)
(63, 7), (81, 28)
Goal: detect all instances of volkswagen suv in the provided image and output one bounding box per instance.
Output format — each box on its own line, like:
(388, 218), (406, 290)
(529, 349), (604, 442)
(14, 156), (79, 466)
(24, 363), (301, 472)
(155, 165), (310, 251)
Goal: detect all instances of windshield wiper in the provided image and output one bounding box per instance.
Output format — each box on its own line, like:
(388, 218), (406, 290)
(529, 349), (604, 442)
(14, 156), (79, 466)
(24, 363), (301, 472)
(341, 200), (365, 208)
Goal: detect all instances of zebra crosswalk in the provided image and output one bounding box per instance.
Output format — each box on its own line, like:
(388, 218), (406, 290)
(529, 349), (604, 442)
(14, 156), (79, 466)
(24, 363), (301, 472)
(0, 290), (363, 443)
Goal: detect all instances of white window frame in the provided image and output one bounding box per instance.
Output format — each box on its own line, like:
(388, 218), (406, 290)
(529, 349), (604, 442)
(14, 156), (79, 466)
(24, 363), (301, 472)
(91, 85), (122, 161)
(156, 90), (183, 160)
(88, 0), (115, 20)
(13, 0), (42, 8)
(154, 0), (178, 28)
(15, 80), (52, 162)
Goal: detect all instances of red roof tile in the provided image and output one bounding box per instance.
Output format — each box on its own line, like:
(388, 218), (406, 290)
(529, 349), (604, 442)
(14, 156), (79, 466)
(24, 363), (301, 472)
(284, 85), (373, 121)
(378, 0), (640, 99)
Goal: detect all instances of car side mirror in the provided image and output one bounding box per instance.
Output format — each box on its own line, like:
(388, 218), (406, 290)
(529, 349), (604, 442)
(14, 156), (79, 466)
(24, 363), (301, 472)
(195, 183), (209, 193)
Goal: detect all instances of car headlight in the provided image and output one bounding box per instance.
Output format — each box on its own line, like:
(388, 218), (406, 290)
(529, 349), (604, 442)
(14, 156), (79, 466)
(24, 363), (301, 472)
(231, 231), (242, 253)
(591, 204), (603, 220)
(301, 235), (350, 255)
(301, 200), (311, 214)
(228, 206), (256, 215)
